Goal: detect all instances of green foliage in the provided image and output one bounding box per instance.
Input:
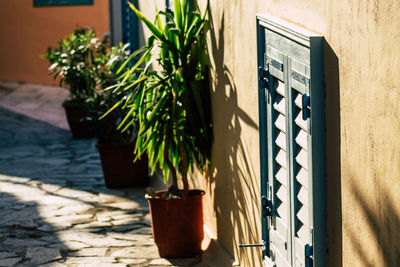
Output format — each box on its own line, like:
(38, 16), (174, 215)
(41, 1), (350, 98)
(113, 0), (212, 195)
(41, 27), (110, 102)
(90, 43), (138, 145)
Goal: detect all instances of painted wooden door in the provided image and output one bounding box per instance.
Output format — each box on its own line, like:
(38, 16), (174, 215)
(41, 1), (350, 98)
(257, 15), (326, 267)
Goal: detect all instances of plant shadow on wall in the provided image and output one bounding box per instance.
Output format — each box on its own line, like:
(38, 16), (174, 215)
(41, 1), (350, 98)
(348, 175), (400, 266)
(205, 9), (261, 265)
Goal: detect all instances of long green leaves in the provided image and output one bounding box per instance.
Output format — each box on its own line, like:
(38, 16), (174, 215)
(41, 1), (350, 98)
(174, 0), (183, 30)
(128, 2), (165, 42)
(112, 1), (213, 189)
(116, 45), (146, 74)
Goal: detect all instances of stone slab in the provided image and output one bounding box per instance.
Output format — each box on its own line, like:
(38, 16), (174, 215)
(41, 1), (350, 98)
(65, 256), (117, 264)
(0, 252), (17, 258)
(68, 247), (108, 257)
(0, 257), (22, 266)
(26, 247), (62, 265)
(110, 246), (159, 259)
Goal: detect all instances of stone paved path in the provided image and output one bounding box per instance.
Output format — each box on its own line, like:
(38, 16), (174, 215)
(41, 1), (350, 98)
(0, 83), (207, 267)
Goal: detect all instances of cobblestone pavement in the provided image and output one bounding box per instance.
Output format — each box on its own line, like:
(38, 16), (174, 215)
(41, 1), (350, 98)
(0, 83), (207, 267)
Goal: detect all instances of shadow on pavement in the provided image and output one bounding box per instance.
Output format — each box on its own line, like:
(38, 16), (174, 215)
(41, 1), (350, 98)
(0, 190), (63, 265)
(0, 107), (205, 266)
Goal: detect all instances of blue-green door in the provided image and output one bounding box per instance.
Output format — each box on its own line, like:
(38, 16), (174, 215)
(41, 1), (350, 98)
(257, 15), (326, 267)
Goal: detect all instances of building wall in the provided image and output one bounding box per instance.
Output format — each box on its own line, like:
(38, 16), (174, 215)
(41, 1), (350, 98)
(183, 0), (400, 266)
(0, 0), (109, 85)
(112, 1), (400, 267)
(134, 1), (266, 266)
(320, 1), (400, 266)
(197, 1), (266, 266)
(265, 1), (400, 266)
(202, 0), (400, 267)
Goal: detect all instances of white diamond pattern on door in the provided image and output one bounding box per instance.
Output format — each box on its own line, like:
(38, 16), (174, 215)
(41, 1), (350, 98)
(294, 105), (310, 267)
(265, 34), (314, 267)
(290, 61), (312, 266)
(266, 46), (291, 267)
(271, 78), (291, 267)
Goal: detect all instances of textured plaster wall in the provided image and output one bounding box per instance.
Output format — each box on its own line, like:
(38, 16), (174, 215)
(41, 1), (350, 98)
(134, 1), (267, 266)
(324, 1), (400, 266)
(197, 1), (267, 266)
(128, 1), (400, 266)
(0, 1), (109, 85)
(265, 1), (400, 267)
(200, 0), (400, 266)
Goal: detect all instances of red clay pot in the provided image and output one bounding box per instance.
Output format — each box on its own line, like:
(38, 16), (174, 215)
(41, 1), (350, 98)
(147, 190), (205, 258)
(96, 143), (149, 188)
(62, 100), (95, 139)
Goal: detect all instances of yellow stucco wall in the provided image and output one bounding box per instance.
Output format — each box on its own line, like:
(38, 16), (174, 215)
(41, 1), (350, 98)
(265, 1), (400, 266)
(134, 1), (266, 265)
(198, 1), (265, 266)
(0, 0), (109, 85)
(185, 0), (400, 266)
(124, 1), (400, 266)
(203, 0), (400, 266)
(322, 1), (400, 266)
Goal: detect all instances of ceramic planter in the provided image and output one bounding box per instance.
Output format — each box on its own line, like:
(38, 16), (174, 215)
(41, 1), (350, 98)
(96, 142), (149, 188)
(62, 100), (95, 138)
(147, 190), (204, 258)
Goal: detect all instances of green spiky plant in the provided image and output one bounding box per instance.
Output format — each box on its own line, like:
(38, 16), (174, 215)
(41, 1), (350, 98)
(91, 43), (137, 145)
(107, 0), (212, 198)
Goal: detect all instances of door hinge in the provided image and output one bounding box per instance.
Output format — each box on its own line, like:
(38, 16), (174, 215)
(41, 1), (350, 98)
(302, 94), (310, 120)
(305, 244), (313, 267)
(262, 196), (273, 218)
(259, 66), (269, 87)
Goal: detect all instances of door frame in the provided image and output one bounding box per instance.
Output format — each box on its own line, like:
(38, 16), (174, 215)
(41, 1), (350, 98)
(256, 14), (327, 267)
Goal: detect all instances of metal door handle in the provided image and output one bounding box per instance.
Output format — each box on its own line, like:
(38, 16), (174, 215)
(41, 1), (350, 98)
(239, 241), (266, 250)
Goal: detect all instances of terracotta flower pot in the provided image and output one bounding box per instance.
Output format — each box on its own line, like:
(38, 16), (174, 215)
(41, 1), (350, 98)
(62, 100), (95, 138)
(96, 143), (149, 188)
(147, 190), (205, 258)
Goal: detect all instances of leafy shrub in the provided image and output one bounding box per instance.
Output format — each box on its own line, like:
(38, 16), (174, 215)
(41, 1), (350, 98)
(42, 27), (110, 102)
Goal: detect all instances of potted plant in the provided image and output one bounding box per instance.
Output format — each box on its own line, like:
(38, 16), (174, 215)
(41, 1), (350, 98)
(42, 27), (109, 138)
(111, 0), (212, 257)
(93, 43), (149, 188)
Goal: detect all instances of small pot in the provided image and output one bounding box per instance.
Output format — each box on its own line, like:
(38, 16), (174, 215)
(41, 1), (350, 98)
(96, 143), (149, 188)
(62, 100), (95, 138)
(147, 190), (205, 258)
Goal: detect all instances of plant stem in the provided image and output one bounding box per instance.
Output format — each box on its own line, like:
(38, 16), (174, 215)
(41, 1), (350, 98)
(171, 84), (189, 197)
(179, 143), (190, 197)
(177, 126), (189, 197)
(164, 132), (178, 188)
